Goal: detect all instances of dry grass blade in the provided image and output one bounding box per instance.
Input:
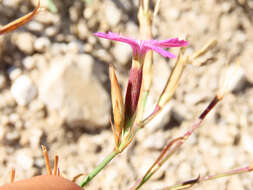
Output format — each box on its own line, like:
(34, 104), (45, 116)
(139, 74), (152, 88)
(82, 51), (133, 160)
(10, 168), (15, 183)
(154, 0), (161, 17)
(0, 0), (40, 35)
(41, 145), (52, 175)
(109, 64), (124, 147)
(158, 50), (185, 107)
(72, 173), (87, 183)
(191, 39), (217, 60)
(53, 155), (59, 176)
(163, 165), (253, 190)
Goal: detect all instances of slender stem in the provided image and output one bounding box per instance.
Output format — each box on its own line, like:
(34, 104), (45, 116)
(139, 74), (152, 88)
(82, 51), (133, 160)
(80, 151), (119, 187)
(163, 165), (253, 190)
(134, 172), (152, 190)
(130, 95), (221, 190)
(135, 0), (153, 123)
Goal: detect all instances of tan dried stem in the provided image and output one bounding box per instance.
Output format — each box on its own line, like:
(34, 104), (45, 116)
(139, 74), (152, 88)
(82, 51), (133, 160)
(41, 145), (52, 175)
(189, 39), (217, 66)
(154, 0), (161, 16)
(0, 0), (41, 35)
(191, 39), (217, 60)
(158, 50), (186, 108)
(53, 155), (59, 175)
(10, 168), (15, 183)
(136, 0), (153, 123)
(72, 173), (87, 183)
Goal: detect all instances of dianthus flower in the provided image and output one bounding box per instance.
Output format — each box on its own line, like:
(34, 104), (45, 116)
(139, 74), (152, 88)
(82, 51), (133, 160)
(94, 32), (188, 59)
(95, 32), (188, 123)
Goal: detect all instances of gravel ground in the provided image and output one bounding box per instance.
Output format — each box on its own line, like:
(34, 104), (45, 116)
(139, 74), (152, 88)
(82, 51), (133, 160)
(0, 0), (253, 189)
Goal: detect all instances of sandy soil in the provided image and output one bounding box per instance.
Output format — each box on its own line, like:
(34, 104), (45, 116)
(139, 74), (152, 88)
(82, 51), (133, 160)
(0, 0), (253, 189)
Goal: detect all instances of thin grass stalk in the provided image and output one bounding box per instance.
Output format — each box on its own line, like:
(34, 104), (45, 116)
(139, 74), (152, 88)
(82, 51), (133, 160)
(163, 165), (253, 190)
(80, 151), (119, 187)
(130, 94), (222, 190)
(135, 0), (153, 123)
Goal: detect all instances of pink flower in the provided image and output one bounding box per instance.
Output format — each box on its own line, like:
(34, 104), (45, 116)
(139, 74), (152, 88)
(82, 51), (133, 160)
(94, 32), (188, 58)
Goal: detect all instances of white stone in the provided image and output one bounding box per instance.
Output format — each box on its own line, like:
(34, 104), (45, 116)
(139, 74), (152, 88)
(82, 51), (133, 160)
(8, 67), (22, 81)
(112, 43), (131, 65)
(23, 56), (35, 70)
(226, 65), (246, 92)
(242, 134), (253, 155)
(39, 54), (110, 130)
(27, 21), (43, 32)
(11, 75), (37, 106)
(12, 32), (34, 54)
(45, 26), (58, 37)
(105, 1), (121, 27)
(34, 37), (51, 52)
(29, 128), (43, 148)
(3, 0), (22, 7)
(16, 149), (34, 170)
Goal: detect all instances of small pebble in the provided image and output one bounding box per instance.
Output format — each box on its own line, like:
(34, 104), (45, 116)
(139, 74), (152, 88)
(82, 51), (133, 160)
(23, 56), (35, 70)
(105, 1), (121, 27)
(8, 67), (22, 81)
(112, 43), (131, 65)
(34, 37), (51, 52)
(11, 75), (37, 106)
(16, 149), (34, 170)
(12, 33), (34, 54)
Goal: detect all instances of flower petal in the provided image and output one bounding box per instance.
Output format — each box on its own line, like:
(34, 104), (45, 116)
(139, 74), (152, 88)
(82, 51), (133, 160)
(94, 32), (139, 47)
(144, 43), (176, 58)
(151, 38), (188, 48)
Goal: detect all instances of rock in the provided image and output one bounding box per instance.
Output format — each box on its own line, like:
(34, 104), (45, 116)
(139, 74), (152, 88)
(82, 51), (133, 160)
(45, 26), (59, 37)
(26, 21), (44, 32)
(5, 130), (20, 145)
(23, 56), (36, 70)
(227, 64), (247, 93)
(15, 149), (34, 170)
(8, 66), (22, 81)
(29, 128), (44, 148)
(111, 43), (131, 65)
(34, 37), (51, 52)
(105, 1), (121, 27)
(2, 0), (23, 7)
(94, 49), (113, 63)
(35, 12), (59, 25)
(39, 54), (110, 130)
(11, 75), (37, 106)
(76, 19), (89, 40)
(241, 134), (253, 155)
(12, 32), (34, 54)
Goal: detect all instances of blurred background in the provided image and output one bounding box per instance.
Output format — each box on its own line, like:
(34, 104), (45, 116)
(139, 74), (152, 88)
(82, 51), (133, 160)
(0, 0), (253, 189)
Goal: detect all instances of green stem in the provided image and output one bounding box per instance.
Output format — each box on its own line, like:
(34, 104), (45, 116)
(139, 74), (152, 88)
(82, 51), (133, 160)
(135, 173), (152, 190)
(80, 151), (119, 187)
